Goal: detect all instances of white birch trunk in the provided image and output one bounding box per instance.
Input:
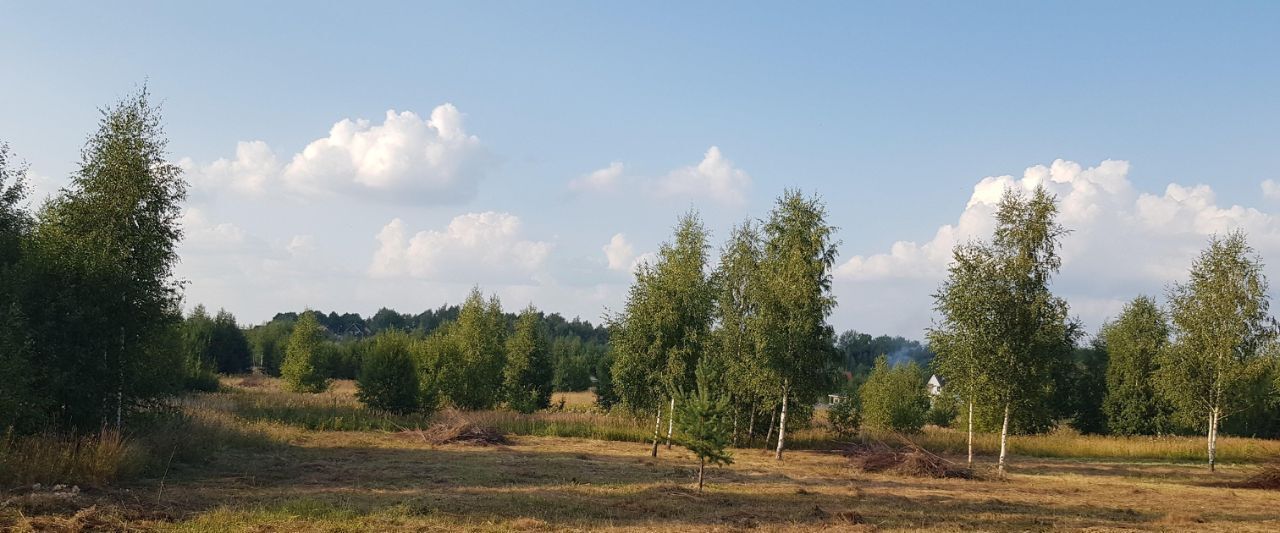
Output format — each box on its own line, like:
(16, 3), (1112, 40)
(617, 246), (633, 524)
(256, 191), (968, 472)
(775, 386), (790, 460)
(697, 457), (705, 492)
(1207, 407), (1219, 472)
(967, 399), (974, 466)
(651, 404), (662, 457)
(665, 397), (675, 449)
(997, 402), (1010, 477)
(764, 407), (776, 450)
(731, 404), (740, 446)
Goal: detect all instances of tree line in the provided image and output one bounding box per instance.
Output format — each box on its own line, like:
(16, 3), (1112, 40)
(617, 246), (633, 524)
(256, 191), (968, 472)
(0, 89), (188, 433)
(928, 187), (1280, 473)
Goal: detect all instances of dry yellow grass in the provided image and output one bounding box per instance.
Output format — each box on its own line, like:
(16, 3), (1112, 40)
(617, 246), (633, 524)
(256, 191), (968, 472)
(6, 430), (1277, 531)
(6, 379), (1278, 531)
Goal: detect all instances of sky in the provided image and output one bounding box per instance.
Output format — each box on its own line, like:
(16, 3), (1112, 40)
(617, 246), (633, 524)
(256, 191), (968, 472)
(2, 1), (1279, 340)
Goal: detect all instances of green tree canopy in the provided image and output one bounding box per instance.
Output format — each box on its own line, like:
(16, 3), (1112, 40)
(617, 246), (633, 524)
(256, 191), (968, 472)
(1156, 231), (1277, 470)
(1101, 296), (1171, 435)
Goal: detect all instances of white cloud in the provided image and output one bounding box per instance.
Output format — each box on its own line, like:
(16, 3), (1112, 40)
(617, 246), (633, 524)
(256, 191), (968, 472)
(182, 104), (489, 203)
(835, 159), (1280, 338)
(286, 235), (316, 257)
(370, 212), (553, 283)
(180, 140), (280, 196)
(602, 233), (635, 271)
(1263, 179), (1280, 201)
(655, 146), (751, 205)
(181, 208), (247, 250)
(568, 147), (753, 206)
(570, 162), (624, 192)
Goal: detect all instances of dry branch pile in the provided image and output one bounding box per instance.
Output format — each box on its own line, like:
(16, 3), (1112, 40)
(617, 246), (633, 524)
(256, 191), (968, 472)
(404, 410), (509, 446)
(846, 440), (974, 479)
(1235, 464), (1280, 490)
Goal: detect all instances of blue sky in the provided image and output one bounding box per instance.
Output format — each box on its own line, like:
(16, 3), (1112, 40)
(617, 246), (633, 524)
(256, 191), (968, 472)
(3, 2), (1280, 339)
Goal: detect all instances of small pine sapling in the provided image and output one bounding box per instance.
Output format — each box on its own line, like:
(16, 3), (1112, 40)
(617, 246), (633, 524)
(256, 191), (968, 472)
(674, 364), (734, 492)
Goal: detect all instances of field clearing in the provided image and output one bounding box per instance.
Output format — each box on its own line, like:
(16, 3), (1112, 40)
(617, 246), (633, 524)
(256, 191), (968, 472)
(3, 378), (1278, 531)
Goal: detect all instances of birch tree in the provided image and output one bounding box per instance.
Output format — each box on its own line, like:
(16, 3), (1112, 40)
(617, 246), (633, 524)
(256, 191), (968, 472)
(754, 191), (839, 460)
(932, 187), (1075, 475)
(33, 88), (187, 427)
(709, 221), (774, 446)
(985, 186), (1076, 476)
(610, 212), (714, 456)
(1156, 231), (1276, 471)
(927, 242), (1000, 465)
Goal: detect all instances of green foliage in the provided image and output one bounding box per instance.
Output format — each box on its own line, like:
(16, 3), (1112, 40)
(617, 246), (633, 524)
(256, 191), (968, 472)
(593, 350), (618, 410)
(282, 311), (330, 393)
(859, 357), (930, 433)
(435, 288), (506, 409)
(0, 143), (41, 433)
(412, 325), (454, 412)
(753, 191), (840, 456)
(926, 392), (959, 428)
(827, 393), (861, 439)
(550, 335), (602, 392)
(182, 305), (253, 381)
(610, 212), (715, 415)
(674, 365), (734, 490)
(709, 221), (775, 430)
(356, 330), (421, 414)
(1057, 344), (1109, 434)
(504, 306), (553, 413)
(12, 88), (188, 430)
(837, 330), (933, 379)
(247, 318), (293, 375)
(1156, 232), (1276, 433)
(1101, 296), (1172, 435)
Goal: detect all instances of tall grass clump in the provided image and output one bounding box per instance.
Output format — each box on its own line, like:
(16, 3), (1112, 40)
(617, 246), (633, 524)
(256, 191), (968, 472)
(862, 426), (1280, 463)
(185, 387), (431, 432)
(0, 429), (146, 486)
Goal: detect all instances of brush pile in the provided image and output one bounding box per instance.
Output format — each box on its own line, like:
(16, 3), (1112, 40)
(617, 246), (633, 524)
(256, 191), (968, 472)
(846, 440), (974, 479)
(407, 410), (509, 446)
(1235, 464), (1280, 490)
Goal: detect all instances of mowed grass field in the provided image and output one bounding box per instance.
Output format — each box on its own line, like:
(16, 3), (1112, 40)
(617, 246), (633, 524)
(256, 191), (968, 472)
(3, 378), (1278, 532)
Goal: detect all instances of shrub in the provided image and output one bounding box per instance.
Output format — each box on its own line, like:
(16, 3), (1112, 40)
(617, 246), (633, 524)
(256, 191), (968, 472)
(281, 311), (329, 393)
(357, 331), (420, 414)
(860, 356), (930, 433)
(927, 393), (959, 428)
(828, 395), (861, 439)
(674, 366), (734, 492)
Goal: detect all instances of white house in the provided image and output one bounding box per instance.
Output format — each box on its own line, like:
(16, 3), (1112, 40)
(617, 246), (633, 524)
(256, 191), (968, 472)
(927, 374), (944, 397)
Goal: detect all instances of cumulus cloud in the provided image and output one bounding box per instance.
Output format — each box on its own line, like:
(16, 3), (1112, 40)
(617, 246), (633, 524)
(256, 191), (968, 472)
(370, 212), (553, 283)
(570, 162), (624, 192)
(180, 140), (280, 196)
(182, 104), (489, 203)
(571, 147), (752, 206)
(1261, 179), (1280, 201)
(835, 159), (1280, 338)
(181, 208), (247, 250)
(602, 233), (635, 271)
(655, 146), (751, 205)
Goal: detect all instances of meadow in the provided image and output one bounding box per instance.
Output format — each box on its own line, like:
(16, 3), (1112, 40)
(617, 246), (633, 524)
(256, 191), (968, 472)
(3, 377), (1278, 532)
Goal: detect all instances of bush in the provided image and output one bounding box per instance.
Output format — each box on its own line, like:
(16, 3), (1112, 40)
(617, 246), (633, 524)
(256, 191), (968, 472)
(282, 311), (329, 393)
(859, 356), (930, 433)
(828, 396), (861, 439)
(356, 331), (420, 414)
(927, 393), (959, 428)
